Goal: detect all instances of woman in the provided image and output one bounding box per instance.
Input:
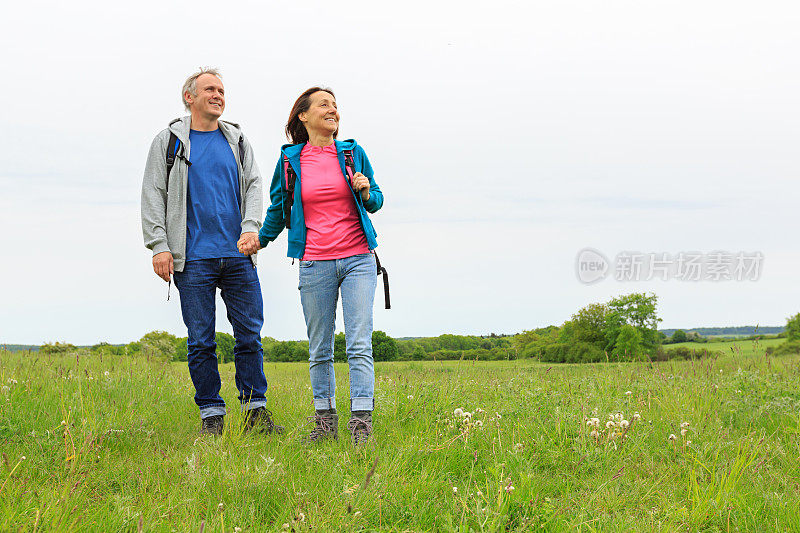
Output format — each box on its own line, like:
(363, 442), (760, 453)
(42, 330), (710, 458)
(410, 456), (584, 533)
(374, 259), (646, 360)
(250, 87), (383, 445)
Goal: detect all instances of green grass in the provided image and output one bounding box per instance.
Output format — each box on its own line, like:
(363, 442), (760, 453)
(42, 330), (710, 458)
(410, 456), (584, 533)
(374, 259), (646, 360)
(668, 337), (784, 357)
(2, 341), (800, 531)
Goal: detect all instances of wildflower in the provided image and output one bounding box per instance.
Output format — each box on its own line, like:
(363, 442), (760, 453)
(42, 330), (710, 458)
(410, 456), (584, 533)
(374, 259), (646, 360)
(21, 456), (26, 460)
(354, 511), (362, 518)
(463, 412), (472, 418)
(668, 434), (677, 441)
(452, 486), (458, 494)
(686, 440), (692, 446)
(7, 378), (17, 385)
(680, 421), (690, 429)
(620, 420), (630, 429)
(614, 413), (623, 421)
(407, 395), (414, 400)
(681, 428), (688, 437)
(477, 490), (483, 497)
(297, 512), (305, 522)
(475, 408), (485, 414)
(625, 391), (632, 396)
(605, 421), (615, 429)
(633, 412), (641, 420)
(590, 429), (599, 438)
(513, 443), (523, 452)
(474, 420), (483, 427)
(104, 371), (110, 377)
(234, 528), (242, 533)
(505, 484), (515, 493)
(495, 413), (502, 419)
(282, 524), (290, 530)
(454, 408), (464, 417)
(218, 503), (224, 512)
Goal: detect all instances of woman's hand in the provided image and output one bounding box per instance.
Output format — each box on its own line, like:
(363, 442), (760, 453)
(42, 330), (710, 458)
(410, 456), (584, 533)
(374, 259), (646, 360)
(350, 172), (370, 201)
(237, 232), (261, 255)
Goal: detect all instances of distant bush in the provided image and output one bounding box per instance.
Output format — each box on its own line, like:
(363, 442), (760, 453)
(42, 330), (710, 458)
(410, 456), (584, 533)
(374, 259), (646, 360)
(40, 341), (77, 354)
(771, 340), (800, 357)
(652, 346), (721, 361)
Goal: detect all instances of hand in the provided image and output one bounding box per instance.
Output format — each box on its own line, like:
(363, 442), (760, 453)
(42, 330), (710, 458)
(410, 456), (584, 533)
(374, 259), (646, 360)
(237, 232), (261, 255)
(350, 172), (370, 201)
(153, 252), (173, 282)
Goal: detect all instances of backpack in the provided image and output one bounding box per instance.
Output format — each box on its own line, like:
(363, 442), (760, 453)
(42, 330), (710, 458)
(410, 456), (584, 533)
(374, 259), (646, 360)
(283, 149), (391, 310)
(165, 131), (245, 185)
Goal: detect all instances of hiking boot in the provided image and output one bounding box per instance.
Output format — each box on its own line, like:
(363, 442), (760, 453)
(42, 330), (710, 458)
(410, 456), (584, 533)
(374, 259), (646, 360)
(347, 411), (373, 445)
(302, 410), (339, 443)
(244, 407), (284, 434)
(200, 415), (224, 436)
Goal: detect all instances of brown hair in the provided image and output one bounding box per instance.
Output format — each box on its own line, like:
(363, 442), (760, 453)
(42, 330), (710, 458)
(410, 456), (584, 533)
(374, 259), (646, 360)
(286, 87), (337, 144)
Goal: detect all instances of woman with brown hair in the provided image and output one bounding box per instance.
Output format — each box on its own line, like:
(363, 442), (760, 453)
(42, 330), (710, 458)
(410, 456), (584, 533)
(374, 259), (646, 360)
(248, 87), (384, 445)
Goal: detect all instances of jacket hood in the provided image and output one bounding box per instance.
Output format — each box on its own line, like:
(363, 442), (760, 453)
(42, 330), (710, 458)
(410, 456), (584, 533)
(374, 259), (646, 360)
(168, 116), (242, 145)
(281, 138), (358, 159)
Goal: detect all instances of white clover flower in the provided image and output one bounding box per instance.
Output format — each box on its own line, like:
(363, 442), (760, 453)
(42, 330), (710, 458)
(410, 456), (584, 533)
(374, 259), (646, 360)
(297, 512), (305, 522)
(21, 456), (25, 460)
(513, 443), (524, 452)
(104, 371), (110, 377)
(686, 440), (692, 446)
(590, 429), (600, 438)
(454, 408), (464, 417)
(463, 412), (472, 418)
(620, 420), (630, 429)
(633, 412), (641, 420)
(475, 420), (483, 427)
(452, 486), (458, 494)
(586, 419), (594, 426)
(496, 413), (502, 419)
(668, 434), (677, 441)
(680, 428), (688, 437)
(218, 503), (224, 512)
(282, 524), (290, 530)
(407, 395), (414, 400)
(475, 408), (485, 414)
(614, 413), (623, 421)
(680, 421), (690, 428)
(605, 421), (615, 429)
(505, 485), (515, 493)
(625, 390), (632, 396)
(591, 418), (600, 427)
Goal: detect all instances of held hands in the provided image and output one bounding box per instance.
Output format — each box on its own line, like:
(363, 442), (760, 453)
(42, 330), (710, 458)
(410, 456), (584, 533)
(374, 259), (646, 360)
(237, 232), (261, 255)
(153, 251), (173, 282)
(350, 172), (370, 201)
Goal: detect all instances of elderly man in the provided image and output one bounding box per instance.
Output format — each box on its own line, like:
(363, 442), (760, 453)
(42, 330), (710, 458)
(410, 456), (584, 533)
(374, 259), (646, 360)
(141, 68), (281, 436)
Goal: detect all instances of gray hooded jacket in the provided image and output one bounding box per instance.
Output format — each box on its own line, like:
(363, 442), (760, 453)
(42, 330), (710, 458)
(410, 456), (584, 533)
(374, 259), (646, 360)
(141, 116), (262, 272)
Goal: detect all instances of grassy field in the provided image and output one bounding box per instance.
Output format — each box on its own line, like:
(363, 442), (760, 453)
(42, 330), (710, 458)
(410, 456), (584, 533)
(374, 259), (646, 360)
(2, 338), (800, 532)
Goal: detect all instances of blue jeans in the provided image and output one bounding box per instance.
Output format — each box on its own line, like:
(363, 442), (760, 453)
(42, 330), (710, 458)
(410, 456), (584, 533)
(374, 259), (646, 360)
(173, 256), (268, 418)
(299, 253), (377, 412)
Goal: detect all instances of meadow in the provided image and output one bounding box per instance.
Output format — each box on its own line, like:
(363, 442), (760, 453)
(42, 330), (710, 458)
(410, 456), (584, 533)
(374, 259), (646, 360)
(1, 338), (800, 531)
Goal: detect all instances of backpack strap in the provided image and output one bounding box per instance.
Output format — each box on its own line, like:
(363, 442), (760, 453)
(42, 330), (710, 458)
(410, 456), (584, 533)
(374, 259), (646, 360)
(165, 132), (180, 178)
(237, 135), (245, 170)
(283, 155), (296, 229)
(373, 251), (390, 309)
(343, 149), (356, 178)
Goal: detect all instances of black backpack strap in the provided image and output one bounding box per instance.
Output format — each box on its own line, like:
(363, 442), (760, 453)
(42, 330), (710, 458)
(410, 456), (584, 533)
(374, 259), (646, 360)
(283, 155), (296, 229)
(373, 252), (390, 310)
(344, 149), (356, 178)
(165, 132), (179, 178)
(237, 135), (245, 170)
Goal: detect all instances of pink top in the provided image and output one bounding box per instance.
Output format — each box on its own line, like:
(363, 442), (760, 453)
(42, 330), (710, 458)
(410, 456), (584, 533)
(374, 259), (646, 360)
(299, 143), (369, 260)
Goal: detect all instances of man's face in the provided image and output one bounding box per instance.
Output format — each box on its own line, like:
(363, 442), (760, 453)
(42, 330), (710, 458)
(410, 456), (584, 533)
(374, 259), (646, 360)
(185, 74), (225, 119)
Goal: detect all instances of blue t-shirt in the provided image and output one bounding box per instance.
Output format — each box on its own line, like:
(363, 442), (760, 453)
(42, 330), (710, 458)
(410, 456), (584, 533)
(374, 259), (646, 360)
(185, 128), (243, 261)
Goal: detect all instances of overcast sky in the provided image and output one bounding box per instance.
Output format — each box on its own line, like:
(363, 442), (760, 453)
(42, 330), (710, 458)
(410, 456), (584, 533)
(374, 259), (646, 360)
(1, 0), (798, 345)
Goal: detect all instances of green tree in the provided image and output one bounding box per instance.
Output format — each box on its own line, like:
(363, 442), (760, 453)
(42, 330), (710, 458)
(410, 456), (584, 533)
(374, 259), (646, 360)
(605, 293), (661, 353)
(139, 331), (178, 360)
(411, 345), (426, 360)
(671, 329), (687, 343)
(334, 332), (346, 362)
(215, 332), (235, 364)
(786, 313), (800, 342)
(612, 324), (643, 360)
(372, 331), (399, 361)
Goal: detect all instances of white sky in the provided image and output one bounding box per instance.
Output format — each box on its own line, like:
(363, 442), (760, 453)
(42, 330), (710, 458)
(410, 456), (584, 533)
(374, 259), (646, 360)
(1, 1), (798, 345)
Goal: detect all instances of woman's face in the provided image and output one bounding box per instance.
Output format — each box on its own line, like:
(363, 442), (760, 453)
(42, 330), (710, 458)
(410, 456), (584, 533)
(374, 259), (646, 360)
(300, 91), (339, 137)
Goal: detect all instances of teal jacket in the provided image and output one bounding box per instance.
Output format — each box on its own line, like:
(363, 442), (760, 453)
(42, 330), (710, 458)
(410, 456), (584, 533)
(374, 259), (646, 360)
(258, 139), (383, 258)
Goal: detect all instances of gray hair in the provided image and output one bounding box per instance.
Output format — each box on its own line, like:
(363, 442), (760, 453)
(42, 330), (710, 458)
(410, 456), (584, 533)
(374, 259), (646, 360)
(181, 67), (222, 111)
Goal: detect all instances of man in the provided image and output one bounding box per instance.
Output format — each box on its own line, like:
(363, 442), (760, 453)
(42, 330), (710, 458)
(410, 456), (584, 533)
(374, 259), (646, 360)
(141, 68), (281, 436)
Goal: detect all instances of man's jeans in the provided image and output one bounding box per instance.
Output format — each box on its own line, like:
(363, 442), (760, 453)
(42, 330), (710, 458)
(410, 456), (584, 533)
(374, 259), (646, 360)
(299, 253), (377, 412)
(173, 256), (268, 419)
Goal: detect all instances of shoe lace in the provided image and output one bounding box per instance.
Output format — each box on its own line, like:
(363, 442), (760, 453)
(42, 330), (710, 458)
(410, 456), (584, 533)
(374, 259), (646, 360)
(347, 417), (372, 440)
(307, 414), (336, 436)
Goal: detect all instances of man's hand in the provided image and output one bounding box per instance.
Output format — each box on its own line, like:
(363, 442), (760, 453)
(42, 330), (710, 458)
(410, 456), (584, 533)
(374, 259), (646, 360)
(237, 232), (261, 255)
(350, 172), (371, 201)
(153, 251), (173, 282)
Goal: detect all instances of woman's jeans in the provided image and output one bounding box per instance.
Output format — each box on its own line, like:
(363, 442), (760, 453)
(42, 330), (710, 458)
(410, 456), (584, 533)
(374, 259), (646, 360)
(299, 253), (377, 412)
(173, 256), (268, 419)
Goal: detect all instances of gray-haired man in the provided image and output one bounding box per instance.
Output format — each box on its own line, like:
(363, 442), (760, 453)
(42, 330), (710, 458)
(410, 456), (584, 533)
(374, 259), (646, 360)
(141, 68), (281, 435)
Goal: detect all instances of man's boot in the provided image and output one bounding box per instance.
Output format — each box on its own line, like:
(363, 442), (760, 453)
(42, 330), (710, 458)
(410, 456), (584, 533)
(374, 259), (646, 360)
(302, 409), (339, 443)
(244, 407), (284, 434)
(200, 415), (224, 436)
(347, 411), (373, 445)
